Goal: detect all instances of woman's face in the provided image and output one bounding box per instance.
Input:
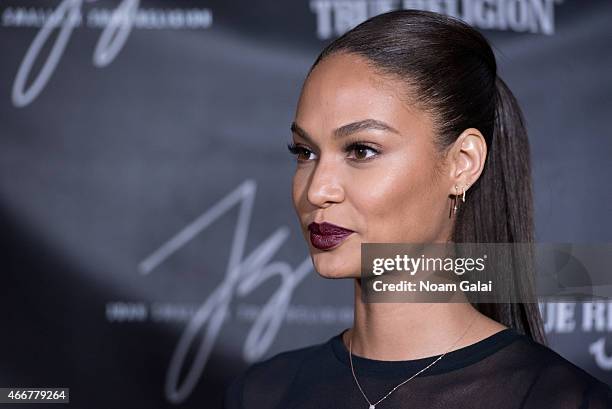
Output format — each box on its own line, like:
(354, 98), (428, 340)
(291, 52), (455, 279)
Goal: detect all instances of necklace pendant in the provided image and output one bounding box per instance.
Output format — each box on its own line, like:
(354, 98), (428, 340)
(369, 405), (375, 409)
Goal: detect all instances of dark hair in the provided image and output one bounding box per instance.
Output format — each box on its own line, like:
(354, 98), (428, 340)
(309, 10), (547, 345)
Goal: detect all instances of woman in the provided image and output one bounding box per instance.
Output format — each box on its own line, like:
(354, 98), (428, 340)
(224, 9), (611, 409)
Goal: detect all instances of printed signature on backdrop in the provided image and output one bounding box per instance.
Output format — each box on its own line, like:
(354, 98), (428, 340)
(139, 180), (313, 404)
(10, 0), (211, 108)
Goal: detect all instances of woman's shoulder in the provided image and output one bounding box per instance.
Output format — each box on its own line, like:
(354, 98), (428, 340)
(223, 336), (331, 409)
(506, 332), (612, 407)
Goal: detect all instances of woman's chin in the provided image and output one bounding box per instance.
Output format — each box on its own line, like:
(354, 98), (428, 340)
(310, 253), (359, 279)
(314, 269), (358, 279)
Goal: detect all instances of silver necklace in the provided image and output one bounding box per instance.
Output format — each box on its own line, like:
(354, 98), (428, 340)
(348, 313), (478, 409)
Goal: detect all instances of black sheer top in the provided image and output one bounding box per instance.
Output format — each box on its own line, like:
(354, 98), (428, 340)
(224, 328), (611, 409)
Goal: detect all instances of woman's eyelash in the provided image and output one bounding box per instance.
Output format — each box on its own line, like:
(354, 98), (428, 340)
(286, 142), (298, 154)
(343, 141), (380, 155)
(286, 141), (380, 160)
(286, 142), (309, 156)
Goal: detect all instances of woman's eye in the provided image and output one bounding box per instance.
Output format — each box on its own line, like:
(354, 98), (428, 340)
(347, 143), (379, 160)
(287, 143), (316, 161)
(286, 142), (379, 162)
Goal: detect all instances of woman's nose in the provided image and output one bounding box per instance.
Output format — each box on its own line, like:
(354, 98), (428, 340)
(306, 159), (345, 208)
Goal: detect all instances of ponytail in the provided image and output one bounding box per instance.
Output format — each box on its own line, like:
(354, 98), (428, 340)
(454, 76), (547, 345)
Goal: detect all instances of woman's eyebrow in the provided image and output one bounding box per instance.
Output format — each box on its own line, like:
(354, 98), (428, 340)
(290, 122), (314, 144)
(290, 119), (399, 143)
(333, 119), (399, 139)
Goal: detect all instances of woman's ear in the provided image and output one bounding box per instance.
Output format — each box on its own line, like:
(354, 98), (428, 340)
(447, 128), (487, 195)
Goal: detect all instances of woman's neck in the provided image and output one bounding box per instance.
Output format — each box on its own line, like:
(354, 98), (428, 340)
(343, 278), (507, 361)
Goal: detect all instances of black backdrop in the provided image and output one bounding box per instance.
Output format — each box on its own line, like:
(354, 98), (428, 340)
(1, 1), (611, 408)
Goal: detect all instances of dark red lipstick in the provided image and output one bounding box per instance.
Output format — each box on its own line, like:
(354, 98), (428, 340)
(307, 222), (354, 250)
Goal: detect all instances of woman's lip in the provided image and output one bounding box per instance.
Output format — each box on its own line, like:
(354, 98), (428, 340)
(309, 230), (353, 250)
(307, 222), (354, 250)
(307, 221), (354, 235)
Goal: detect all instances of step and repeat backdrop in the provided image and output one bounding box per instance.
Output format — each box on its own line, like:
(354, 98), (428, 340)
(1, 0), (611, 408)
